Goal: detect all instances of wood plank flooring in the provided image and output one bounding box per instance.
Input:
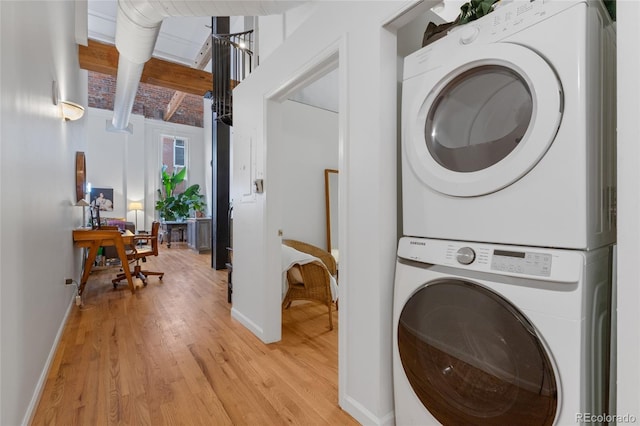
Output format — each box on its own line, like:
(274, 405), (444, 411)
(31, 243), (356, 425)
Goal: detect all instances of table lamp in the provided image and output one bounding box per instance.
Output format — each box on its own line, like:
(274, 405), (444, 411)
(76, 199), (90, 227)
(129, 201), (143, 231)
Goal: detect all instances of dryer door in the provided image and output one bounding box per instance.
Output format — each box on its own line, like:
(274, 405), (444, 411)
(404, 44), (562, 197)
(397, 279), (557, 425)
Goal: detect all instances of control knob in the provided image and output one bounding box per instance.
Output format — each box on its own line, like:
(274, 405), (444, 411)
(456, 247), (476, 265)
(459, 26), (480, 45)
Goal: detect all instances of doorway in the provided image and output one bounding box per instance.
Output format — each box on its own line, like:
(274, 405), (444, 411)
(264, 48), (344, 349)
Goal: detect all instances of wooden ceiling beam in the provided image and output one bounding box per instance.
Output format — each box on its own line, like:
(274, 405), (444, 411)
(163, 91), (187, 121)
(193, 36), (212, 69)
(164, 34), (213, 122)
(79, 39), (213, 96)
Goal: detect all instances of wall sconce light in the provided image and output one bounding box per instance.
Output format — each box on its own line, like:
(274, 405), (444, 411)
(61, 101), (85, 121)
(52, 80), (85, 121)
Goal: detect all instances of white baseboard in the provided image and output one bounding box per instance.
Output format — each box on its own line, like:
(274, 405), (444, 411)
(341, 393), (396, 426)
(230, 306), (266, 341)
(21, 294), (76, 426)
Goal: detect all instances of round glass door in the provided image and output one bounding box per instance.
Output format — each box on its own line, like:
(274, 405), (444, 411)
(397, 280), (557, 425)
(425, 65), (533, 173)
(404, 44), (562, 197)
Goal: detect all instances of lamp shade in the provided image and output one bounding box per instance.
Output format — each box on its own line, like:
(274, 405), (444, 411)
(128, 201), (143, 211)
(76, 199), (90, 207)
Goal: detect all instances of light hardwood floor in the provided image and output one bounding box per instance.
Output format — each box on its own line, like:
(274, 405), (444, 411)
(31, 243), (356, 425)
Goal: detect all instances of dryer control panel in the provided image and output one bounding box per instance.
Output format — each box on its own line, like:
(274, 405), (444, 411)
(490, 249), (551, 277)
(397, 237), (587, 283)
(403, 0), (586, 81)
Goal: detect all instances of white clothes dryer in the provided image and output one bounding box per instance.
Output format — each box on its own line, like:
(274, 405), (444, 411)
(392, 237), (612, 425)
(401, 0), (616, 250)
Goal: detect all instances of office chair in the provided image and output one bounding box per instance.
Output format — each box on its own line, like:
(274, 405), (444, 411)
(112, 221), (164, 287)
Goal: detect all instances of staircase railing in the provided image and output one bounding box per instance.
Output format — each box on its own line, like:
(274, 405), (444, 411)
(211, 30), (254, 126)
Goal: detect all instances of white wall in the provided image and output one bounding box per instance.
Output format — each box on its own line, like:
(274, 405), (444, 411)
(280, 100), (338, 248)
(255, 3), (317, 62)
(86, 108), (207, 231)
(287, 68), (339, 113)
(0, 2), (87, 424)
(231, 2), (419, 424)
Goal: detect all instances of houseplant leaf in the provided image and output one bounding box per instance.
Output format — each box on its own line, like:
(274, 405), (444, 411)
(156, 168), (206, 221)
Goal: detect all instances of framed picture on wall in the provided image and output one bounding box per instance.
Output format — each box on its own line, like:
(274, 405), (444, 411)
(90, 187), (114, 211)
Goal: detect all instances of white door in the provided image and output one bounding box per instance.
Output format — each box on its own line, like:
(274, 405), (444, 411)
(403, 44), (563, 197)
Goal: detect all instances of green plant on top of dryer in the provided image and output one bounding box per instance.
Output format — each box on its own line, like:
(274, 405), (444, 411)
(457, 0), (615, 24)
(458, 0), (500, 24)
(422, 0), (500, 47)
(423, 0), (616, 48)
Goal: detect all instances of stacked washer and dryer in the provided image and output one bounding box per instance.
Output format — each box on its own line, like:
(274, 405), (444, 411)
(393, 0), (616, 425)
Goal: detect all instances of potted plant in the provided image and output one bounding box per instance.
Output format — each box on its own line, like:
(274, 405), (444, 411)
(457, 0), (499, 24)
(155, 165), (206, 221)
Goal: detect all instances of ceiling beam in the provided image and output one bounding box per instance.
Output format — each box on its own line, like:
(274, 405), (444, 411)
(163, 91), (187, 121)
(193, 35), (213, 69)
(79, 39), (213, 96)
(164, 34), (213, 121)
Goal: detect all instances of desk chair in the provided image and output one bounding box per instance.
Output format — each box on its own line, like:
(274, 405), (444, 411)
(112, 221), (164, 287)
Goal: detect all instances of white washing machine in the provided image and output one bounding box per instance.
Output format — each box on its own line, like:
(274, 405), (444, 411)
(401, 0), (616, 250)
(392, 237), (612, 425)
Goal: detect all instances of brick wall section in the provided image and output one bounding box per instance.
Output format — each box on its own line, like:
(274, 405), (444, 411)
(88, 71), (205, 128)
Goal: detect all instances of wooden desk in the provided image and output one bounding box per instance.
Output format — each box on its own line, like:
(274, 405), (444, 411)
(73, 229), (136, 296)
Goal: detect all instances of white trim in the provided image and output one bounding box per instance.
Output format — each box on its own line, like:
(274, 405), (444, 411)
(336, 32), (350, 414)
(230, 307), (267, 341)
(341, 394), (395, 426)
(265, 40), (340, 102)
(263, 98), (285, 343)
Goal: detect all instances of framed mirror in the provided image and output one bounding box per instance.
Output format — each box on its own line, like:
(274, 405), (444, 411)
(324, 169), (339, 261)
(75, 151), (86, 202)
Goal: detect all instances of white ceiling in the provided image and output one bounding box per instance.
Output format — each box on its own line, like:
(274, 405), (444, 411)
(87, 0), (213, 67)
(85, 0), (459, 113)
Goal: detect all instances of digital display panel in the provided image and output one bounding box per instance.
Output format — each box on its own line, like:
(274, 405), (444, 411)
(493, 249), (526, 258)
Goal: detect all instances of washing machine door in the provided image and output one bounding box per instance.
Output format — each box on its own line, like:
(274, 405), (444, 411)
(397, 279), (557, 425)
(404, 44), (562, 197)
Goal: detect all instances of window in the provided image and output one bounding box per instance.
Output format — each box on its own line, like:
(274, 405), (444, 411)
(174, 139), (185, 168)
(161, 135), (188, 193)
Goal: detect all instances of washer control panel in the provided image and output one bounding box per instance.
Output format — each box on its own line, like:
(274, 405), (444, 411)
(397, 237), (584, 283)
(490, 249), (551, 277)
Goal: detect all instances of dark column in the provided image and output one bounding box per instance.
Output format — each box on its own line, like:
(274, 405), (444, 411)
(211, 17), (231, 270)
